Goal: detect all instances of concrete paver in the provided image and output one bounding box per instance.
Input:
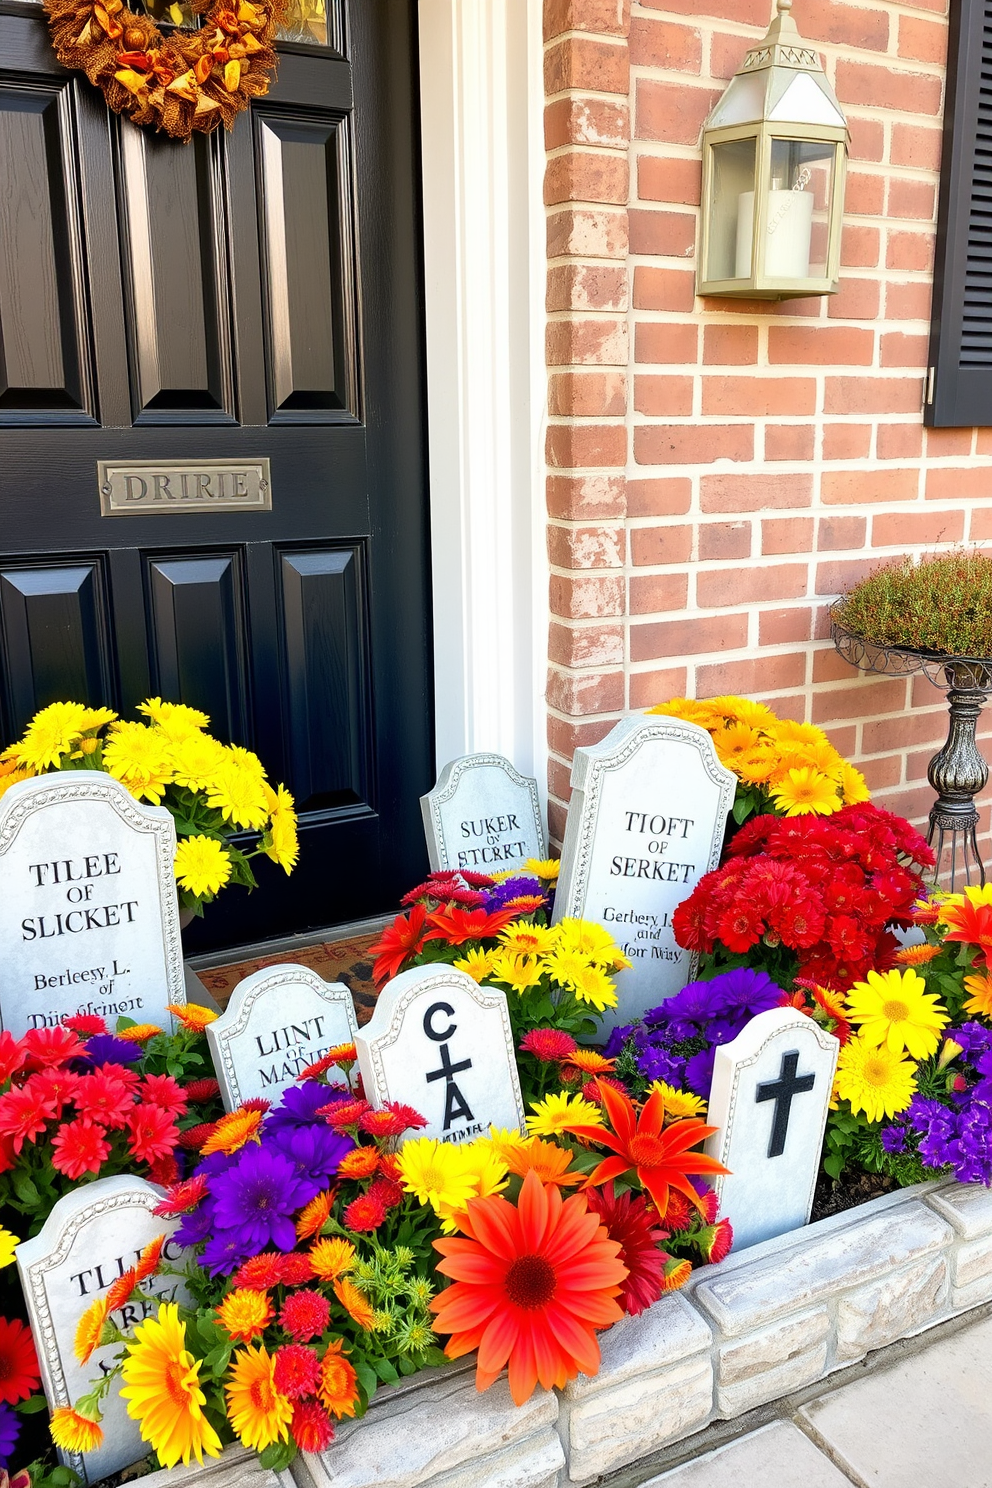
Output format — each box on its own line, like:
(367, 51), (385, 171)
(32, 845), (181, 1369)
(642, 1422), (853, 1487)
(799, 1313), (992, 1488)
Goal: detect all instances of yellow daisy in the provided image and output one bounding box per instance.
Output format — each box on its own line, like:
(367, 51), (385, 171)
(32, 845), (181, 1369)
(770, 719), (830, 748)
(50, 1404), (104, 1455)
(837, 761), (871, 804)
(735, 747), (779, 784)
(498, 920), (558, 957)
(486, 1125), (532, 1162)
(207, 761), (270, 830)
(490, 953), (544, 993)
(453, 947), (497, 983)
(11, 701), (95, 771)
(438, 1141), (509, 1232)
(648, 1081), (707, 1119)
(647, 698), (724, 731)
(714, 722), (764, 765)
(568, 963), (618, 1011)
(101, 721), (173, 804)
(964, 972), (992, 1019)
(395, 1137), (478, 1213)
(0, 1226), (18, 1270)
(525, 1090), (603, 1137)
(224, 1345), (292, 1453)
(844, 968), (949, 1060)
(262, 783), (299, 872)
(166, 1002), (218, 1030)
(769, 766), (841, 817)
(168, 732), (226, 791)
(834, 1034), (917, 1123)
(554, 917), (623, 965)
(525, 858), (560, 880)
(121, 1303), (222, 1468)
(174, 836), (232, 899)
(709, 695), (777, 728)
(541, 947), (589, 990)
(138, 697), (210, 733)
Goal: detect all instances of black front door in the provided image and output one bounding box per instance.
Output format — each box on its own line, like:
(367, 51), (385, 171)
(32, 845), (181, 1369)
(0, 0), (432, 949)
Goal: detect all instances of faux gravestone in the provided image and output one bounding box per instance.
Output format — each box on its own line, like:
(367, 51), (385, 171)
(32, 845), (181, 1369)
(17, 1175), (191, 1484)
(553, 716), (736, 1030)
(206, 963), (360, 1111)
(0, 771), (185, 1038)
(355, 964), (525, 1143)
(420, 753), (545, 874)
(704, 1007), (839, 1252)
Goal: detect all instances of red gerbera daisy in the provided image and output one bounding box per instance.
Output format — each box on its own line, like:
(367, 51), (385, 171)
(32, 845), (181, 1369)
(21, 1026), (85, 1069)
(519, 1029), (578, 1062)
(273, 1343), (321, 1401)
(0, 1319), (39, 1403)
(280, 1289), (331, 1343)
(29, 1068), (82, 1118)
(51, 1118), (110, 1179)
(342, 1192), (388, 1232)
(368, 1174), (403, 1210)
(126, 1103), (177, 1163)
(183, 1078), (221, 1103)
(0, 1032), (25, 1086)
(584, 1182), (669, 1317)
(153, 1174), (209, 1217)
(431, 1170), (627, 1406)
(423, 903), (518, 947)
(290, 1399), (335, 1453)
(147, 1154), (180, 1186)
(368, 904), (428, 986)
(139, 1073), (188, 1117)
(660, 1191), (693, 1232)
(0, 1085), (57, 1152)
(74, 1070), (134, 1130)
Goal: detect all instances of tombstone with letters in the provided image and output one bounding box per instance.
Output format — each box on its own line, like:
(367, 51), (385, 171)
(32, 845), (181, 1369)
(17, 1176), (190, 1483)
(355, 964), (525, 1143)
(553, 716), (736, 1030)
(206, 963), (360, 1110)
(704, 1007), (839, 1251)
(0, 772), (185, 1038)
(421, 753), (546, 874)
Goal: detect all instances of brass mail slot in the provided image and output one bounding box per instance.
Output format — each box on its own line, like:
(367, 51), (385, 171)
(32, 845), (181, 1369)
(98, 459), (272, 515)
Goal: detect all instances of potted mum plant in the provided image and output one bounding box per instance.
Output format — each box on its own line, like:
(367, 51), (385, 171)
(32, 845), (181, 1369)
(832, 549), (992, 889)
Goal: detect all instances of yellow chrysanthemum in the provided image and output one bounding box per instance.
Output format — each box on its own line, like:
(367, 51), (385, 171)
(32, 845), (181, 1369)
(714, 722), (764, 765)
(200, 1107), (264, 1156)
(121, 1303), (222, 1468)
(844, 968), (949, 1059)
(498, 920), (558, 957)
(734, 747), (779, 784)
(647, 698), (724, 730)
(648, 1081), (707, 1119)
(50, 1404), (104, 1455)
(11, 701), (97, 771)
(525, 858), (560, 881)
(0, 1227), (18, 1270)
(964, 972), (992, 1019)
(101, 721), (173, 804)
(116, 1023), (163, 1042)
(0, 764), (35, 801)
(569, 963), (618, 1011)
(309, 1236), (356, 1281)
(138, 697), (210, 734)
(224, 1345), (292, 1453)
(334, 1276), (375, 1330)
(207, 760), (270, 830)
(263, 783), (299, 873)
(166, 1002), (218, 1030)
(541, 948), (588, 990)
(769, 766), (841, 817)
(395, 1136), (478, 1213)
(453, 947), (497, 983)
(215, 1289), (273, 1343)
(438, 1141), (509, 1232)
(174, 835), (233, 899)
(709, 695), (777, 729)
(770, 719), (830, 748)
(526, 1090), (603, 1137)
(168, 732), (227, 791)
(554, 917), (624, 966)
(834, 1033), (917, 1123)
(490, 952), (544, 993)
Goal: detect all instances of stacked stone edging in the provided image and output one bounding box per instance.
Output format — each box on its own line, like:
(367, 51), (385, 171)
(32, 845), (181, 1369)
(131, 1178), (992, 1488)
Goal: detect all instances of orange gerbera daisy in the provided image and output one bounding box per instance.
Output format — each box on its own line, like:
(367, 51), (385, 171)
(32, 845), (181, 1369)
(504, 1137), (583, 1188)
(200, 1107), (264, 1156)
(894, 943), (942, 966)
(566, 1080), (728, 1217)
(296, 1189), (336, 1242)
(964, 972), (992, 1018)
(166, 1003), (218, 1031)
(317, 1339), (360, 1418)
(564, 1050), (615, 1076)
(940, 893), (992, 952)
(431, 1169), (627, 1406)
(333, 1277), (374, 1330)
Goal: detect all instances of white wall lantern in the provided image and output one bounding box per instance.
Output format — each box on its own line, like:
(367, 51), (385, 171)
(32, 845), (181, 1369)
(697, 0), (849, 300)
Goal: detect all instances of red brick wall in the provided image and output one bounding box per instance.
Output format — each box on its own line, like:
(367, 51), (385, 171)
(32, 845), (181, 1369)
(544, 0), (992, 860)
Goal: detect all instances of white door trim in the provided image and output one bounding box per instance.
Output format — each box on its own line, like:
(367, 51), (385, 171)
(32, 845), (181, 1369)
(417, 0), (548, 808)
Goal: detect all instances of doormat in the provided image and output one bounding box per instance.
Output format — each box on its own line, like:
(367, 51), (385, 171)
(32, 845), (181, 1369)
(193, 934), (380, 1024)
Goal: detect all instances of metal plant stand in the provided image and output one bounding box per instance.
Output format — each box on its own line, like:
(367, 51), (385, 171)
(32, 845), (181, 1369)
(832, 608), (991, 891)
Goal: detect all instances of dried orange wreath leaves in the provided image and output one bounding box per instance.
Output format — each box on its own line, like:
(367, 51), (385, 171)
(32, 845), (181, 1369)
(43, 0), (287, 142)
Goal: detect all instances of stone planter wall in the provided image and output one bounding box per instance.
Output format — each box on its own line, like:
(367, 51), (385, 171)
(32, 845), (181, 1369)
(134, 1179), (992, 1488)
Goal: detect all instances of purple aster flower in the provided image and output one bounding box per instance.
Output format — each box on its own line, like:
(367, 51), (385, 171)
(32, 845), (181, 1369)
(265, 1123), (353, 1202)
(603, 1024), (634, 1059)
(650, 981), (719, 1026)
(710, 967), (782, 1017)
(949, 1022), (992, 1058)
(265, 1081), (348, 1132)
(80, 1034), (142, 1066)
(880, 1125), (907, 1154)
(0, 1401), (20, 1468)
(482, 876), (543, 909)
(684, 1046), (717, 1098)
(174, 1202), (216, 1248)
(636, 1047), (686, 1087)
(210, 1145), (312, 1251)
(199, 1229), (257, 1277)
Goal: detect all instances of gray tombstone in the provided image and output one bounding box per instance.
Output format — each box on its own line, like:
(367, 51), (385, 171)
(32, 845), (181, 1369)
(355, 964), (525, 1143)
(205, 963), (360, 1111)
(420, 753), (545, 874)
(553, 716), (736, 1030)
(0, 771), (185, 1038)
(17, 1175), (191, 1484)
(704, 1007), (839, 1252)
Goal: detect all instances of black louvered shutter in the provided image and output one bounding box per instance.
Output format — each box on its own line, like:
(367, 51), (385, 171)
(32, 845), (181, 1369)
(928, 0), (992, 426)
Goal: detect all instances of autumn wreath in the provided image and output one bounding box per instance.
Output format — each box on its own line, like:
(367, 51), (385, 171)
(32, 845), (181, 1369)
(43, 0), (287, 142)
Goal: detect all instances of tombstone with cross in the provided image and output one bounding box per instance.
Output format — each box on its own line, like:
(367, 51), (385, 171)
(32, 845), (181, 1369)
(704, 1007), (839, 1251)
(354, 965), (525, 1143)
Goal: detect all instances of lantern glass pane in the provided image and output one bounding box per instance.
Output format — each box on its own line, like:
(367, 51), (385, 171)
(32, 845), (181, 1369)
(707, 137), (757, 282)
(767, 138), (836, 279)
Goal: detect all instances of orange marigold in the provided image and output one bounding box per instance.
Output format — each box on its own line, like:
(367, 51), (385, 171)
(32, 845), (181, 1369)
(117, 1023), (163, 1042)
(309, 1237), (356, 1282)
(74, 1295), (110, 1364)
(200, 1107), (264, 1156)
(337, 1148), (380, 1180)
(166, 1003), (218, 1031)
(894, 944), (942, 966)
(216, 1289), (274, 1344)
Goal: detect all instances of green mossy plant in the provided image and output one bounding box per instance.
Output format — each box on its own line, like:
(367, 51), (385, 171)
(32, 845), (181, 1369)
(835, 548), (992, 658)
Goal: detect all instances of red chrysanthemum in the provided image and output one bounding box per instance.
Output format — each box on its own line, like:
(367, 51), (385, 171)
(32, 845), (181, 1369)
(279, 1253), (316, 1286)
(183, 1078), (221, 1103)
(423, 903), (519, 947)
(126, 1103), (178, 1163)
(273, 1344), (321, 1401)
(321, 1099), (370, 1129)
(0, 1319), (39, 1403)
(368, 1174), (403, 1210)
(660, 1191), (693, 1232)
(0, 1032), (25, 1086)
(154, 1174), (210, 1217)
(232, 1253), (286, 1292)
(140, 1073), (188, 1117)
(63, 1014), (108, 1037)
(368, 904), (428, 986)
(0, 1085), (57, 1152)
(380, 1101), (427, 1134)
(51, 1118), (110, 1179)
(21, 1026), (85, 1069)
(580, 1075), (627, 1105)
(280, 1289), (331, 1343)
(358, 1108), (408, 1139)
(715, 903), (765, 954)
(296, 1051), (342, 1081)
(240, 1097), (272, 1113)
(519, 1029), (578, 1062)
(291, 1398), (335, 1453)
(74, 1070), (134, 1130)
(584, 1182), (669, 1317)
(431, 1170), (627, 1406)
(178, 1121), (217, 1150)
(342, 1192), (387, 1233)
(147, 1154), (180, 1187)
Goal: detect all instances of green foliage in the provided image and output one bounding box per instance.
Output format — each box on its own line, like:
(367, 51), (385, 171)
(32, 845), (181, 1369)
(834, 548), (992, 658)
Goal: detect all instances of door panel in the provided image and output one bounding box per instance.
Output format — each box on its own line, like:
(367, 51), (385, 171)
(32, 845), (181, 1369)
(0, 2), (433, 950)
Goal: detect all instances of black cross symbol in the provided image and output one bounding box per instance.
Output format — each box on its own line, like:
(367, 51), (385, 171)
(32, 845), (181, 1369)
(424, 1004), (475, 1131)
(755, 1050), (816, 1159)
(426, 1040), (473, 1088)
